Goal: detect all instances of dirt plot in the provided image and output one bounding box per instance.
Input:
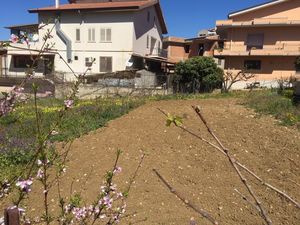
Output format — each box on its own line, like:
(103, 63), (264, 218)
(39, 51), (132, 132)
(5, 98), (300, 224)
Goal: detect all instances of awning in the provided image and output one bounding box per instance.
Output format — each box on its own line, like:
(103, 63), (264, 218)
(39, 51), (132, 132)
(132, 53), (176, 64)
(8, 52), (55, 56)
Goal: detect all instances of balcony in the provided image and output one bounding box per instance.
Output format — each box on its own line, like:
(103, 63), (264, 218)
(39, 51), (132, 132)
(214, 43), (300, 57)
(148, 47), (168, 58)
(216, 18), (300, 28)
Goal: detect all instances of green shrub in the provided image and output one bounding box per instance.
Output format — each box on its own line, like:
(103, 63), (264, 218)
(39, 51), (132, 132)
(281, 89), (294, 99)
(0, 97), (145, 181)
(174, 57), (223, 93)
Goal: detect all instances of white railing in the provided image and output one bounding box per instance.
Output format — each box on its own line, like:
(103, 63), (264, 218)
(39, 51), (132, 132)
(148, 48), (168, 58)
(215, 43), (300, 55)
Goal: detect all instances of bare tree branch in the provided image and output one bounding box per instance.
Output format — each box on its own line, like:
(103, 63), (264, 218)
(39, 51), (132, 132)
(153, 169), (219, 225)
(192, 106), (272, 225)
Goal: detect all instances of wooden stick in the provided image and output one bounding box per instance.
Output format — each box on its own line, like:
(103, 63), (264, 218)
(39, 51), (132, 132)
(153, 169), (219, 225)
(234, 188), (260, 212)
(193, 106), (272, 225)
(157, 108), (300, 209)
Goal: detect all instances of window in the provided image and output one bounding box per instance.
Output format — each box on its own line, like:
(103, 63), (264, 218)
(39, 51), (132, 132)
(146, 35), (150, 49)
(13, 55), (37, 68)
(85, 57), (94, 67)
(75, 28), (81, 42)
(100, 57), (112, 73)
(158, 41), (161, 52)
(244, 60), (261, 70)
(184, 44), (190, 53)
(74, 56), (79, 61)
(247, 33), (264, 50)
(88, 28), (95, 42)
(100, 28), (112, 42)
(198, 44), (204, 56)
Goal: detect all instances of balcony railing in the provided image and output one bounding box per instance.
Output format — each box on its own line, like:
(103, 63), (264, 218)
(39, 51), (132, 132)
(216, 18), (300, 28)
(214, 43), (300, 56)
(148, 48), (168, 58)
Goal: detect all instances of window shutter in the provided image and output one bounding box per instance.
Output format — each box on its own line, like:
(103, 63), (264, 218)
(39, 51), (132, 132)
(107, 57), (112, 72)
(247, 34), (264, 49)
(88, 28), (95, 42)
(88, 29), (91, 42)
(92, 28), (95, 42)
(147, 35), (149, 48)
(100, 28), (106, 42)
(106, 28), (112, 42)
(100, 57), (112, 73)
(76, 29), (80, 42)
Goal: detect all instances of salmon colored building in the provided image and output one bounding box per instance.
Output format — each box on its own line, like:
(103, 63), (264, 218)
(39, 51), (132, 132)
(215, 0), (300, 89)
(163, 31), (224, 67)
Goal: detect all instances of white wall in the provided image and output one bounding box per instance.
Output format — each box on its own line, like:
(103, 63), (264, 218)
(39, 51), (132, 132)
(132, 6), (164, 56)
(6, 6), (165, 80)
(37, 11), (136, 80)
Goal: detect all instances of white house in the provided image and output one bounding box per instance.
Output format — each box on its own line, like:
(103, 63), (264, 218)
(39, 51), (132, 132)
(2, 0), (168, 81)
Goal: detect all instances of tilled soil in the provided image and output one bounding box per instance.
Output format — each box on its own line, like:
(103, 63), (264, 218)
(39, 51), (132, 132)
(3, 98), (300, 224)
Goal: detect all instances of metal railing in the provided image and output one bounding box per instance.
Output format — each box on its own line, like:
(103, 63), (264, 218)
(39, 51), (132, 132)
(219, 43), (300, 52)
(148, 48), (168, 58)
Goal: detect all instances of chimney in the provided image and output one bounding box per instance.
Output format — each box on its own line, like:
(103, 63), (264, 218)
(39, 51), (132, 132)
(55, 0), (60, 8)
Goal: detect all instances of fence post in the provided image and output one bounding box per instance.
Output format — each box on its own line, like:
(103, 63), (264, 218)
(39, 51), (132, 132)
(4, 208), (20, 225)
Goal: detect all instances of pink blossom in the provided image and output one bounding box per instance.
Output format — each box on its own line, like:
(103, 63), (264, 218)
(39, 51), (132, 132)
(16, 179), (33, 193)
(72, 207), (88, 220)
(64, 99), (74, 109)
(102, 196), (113, 209)
(37, 159), (50, 166)
(10, 34), (19, 43)
(36, 168), (44, 179)
(113, 167), (122, 174)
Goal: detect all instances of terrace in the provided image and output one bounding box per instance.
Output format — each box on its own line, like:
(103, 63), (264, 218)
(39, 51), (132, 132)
(214, 42), (300, 56)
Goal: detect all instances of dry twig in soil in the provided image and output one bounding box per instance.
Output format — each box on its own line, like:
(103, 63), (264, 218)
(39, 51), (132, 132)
(153, 169), (219, 225)
(192, 105), (272, 225)
(157, 108), (300, 210)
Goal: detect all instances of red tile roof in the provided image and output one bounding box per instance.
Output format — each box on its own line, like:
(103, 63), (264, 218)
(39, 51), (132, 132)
(29, 1), (149, 12)
(28, 0), (167, 34)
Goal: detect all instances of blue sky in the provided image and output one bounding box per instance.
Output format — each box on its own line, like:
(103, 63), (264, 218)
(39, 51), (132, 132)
(0, 0), (268, 40)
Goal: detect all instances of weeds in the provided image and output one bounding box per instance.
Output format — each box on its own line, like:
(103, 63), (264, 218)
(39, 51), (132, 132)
(243, 90), (300, 127)
(0, 97), (144, 182)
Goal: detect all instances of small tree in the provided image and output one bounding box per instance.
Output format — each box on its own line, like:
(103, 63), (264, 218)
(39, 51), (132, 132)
(222, 70), (255, 93)
(174, 57), (223, 93)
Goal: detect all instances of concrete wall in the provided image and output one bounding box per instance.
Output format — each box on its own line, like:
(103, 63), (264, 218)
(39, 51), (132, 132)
(164, 37), (187, 63)
(38, 11), (135, 80)
(6, 5), (164, 81)
(55, 83), (168, 99)
(225, 56), (296, 89)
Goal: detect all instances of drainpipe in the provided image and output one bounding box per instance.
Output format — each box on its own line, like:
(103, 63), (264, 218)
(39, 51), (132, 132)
(55, 17), (72, 63)
(55, 0), (60, 8)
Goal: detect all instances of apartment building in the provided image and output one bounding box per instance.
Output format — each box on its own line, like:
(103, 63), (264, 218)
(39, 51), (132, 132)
(163, 30), (224, 68)
(2, 0), (167, 81)
(215, 0), (300, 89)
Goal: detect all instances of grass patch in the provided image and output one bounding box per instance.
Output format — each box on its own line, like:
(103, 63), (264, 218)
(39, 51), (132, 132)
(0, 97), (145, 181)
(243, 90), (300, 128)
